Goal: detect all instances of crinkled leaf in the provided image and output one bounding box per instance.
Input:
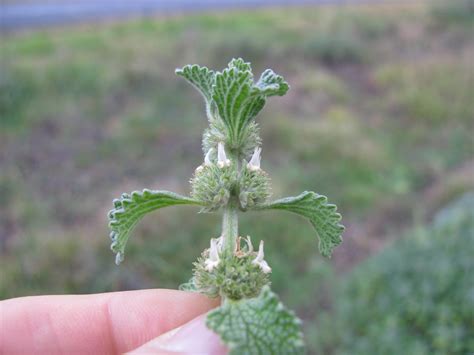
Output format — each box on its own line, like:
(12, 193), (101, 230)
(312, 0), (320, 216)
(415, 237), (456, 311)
(212, 58), (288, 145)
(207, 286), (305, 355)
(228, 57), (252, 72)
(256, 69), (290, 97)
(257, 191), (344, 257)
(108, 190), (202, 264)
(212, 61), (256, 141)
(176, 64), (215, 109)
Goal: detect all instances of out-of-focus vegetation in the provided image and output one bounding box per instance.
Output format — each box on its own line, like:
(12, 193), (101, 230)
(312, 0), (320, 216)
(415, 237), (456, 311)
(1, 1), (473, 352)
(311, 192), (474, 354)
(431, 0), (474, 25)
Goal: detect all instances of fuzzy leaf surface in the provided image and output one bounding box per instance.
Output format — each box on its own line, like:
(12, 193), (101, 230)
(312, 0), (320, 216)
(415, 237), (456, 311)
(207, 286), (305, 355)
(212, 58), (288, 145)
(257, 191), (344, 257)
(176, 64), (215, 109)
(256, 69), (290, 97)
(108, 190), (202, 264)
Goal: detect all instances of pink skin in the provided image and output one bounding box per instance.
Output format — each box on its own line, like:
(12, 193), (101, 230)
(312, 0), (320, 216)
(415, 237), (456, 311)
(0, 289), (227, 355)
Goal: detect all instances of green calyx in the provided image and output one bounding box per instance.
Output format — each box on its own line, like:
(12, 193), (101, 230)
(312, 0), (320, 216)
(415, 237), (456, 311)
(238, 161), (271, 210)
(192, 236), (271, 300)
(190, 152), (271, 213)
(203, 119), (262, 161)
(191, 163), (236, 212)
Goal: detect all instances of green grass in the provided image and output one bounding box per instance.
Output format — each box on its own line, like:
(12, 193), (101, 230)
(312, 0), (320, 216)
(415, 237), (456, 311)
(1, 3), (473, 351)
(310, 192), (474, 354)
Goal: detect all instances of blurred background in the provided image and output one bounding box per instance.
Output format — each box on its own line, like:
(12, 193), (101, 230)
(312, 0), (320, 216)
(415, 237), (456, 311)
(1, 0), (473, 353)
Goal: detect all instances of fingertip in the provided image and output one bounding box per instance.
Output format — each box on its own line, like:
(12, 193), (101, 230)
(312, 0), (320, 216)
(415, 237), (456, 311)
(107, 289), (220, 351)
(128, 313), (227, 355)
(0, 289), (220, 354)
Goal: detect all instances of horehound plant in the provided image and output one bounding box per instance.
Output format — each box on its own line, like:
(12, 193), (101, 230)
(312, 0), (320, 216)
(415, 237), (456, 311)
(107, 58), (344, 354)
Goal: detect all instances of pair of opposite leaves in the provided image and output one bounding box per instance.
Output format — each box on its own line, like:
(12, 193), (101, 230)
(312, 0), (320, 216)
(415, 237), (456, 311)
(107, 59), (345, 355)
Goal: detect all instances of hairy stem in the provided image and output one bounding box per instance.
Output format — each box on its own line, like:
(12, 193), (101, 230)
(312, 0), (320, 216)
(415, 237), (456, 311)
(222, 200), (238, 256)
(220, 149), (239, 304)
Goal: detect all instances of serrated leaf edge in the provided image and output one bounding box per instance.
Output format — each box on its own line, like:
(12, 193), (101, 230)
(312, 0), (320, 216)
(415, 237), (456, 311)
(255, 191), (344, 257)
(108, 189), (203, 264)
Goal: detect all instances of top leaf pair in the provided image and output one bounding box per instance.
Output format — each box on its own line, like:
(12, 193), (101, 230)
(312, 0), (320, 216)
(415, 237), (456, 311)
(176, 58), (289, 151)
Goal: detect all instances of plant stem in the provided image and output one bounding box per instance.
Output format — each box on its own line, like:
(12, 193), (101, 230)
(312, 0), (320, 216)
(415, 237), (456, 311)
(220, 148), (239, 305)
(222, 200), (238, 256)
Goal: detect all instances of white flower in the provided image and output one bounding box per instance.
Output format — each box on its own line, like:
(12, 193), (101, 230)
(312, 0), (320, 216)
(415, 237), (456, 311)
(216, 235), (224, 251)
(247, 147), (261, 171)
(204, 148), (213, 166)
(252, 240), (271, 273)
(195, 148), (214, 173)
(244, 236), (254, 253)
(205, 238), (221, 271)
(217, 142), (231, 168)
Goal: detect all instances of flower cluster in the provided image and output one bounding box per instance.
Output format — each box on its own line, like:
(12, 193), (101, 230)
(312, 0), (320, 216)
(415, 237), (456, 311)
(191, 142), (271, 212)
(193, 235), (272, 300)
(203, 235), (271, 274)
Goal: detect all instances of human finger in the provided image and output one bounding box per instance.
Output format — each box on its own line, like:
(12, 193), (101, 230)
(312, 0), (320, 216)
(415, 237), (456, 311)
(0, 289), (219, 354)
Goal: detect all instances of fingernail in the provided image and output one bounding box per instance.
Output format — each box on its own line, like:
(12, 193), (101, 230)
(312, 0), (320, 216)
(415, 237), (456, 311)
(129, 314), (227, 355)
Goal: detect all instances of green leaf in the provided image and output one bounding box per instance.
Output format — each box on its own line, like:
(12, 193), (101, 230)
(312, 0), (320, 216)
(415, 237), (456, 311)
(212, 61), (256, 142)
(207, 286), (305, 355)
(108, 189), (202, 265)
(256, 69), (290, 97)
(228, 57), (252, 72)
(212, 58), (289, 146)
(256, 191), (344, 257)
(175, 64), (215, 109)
